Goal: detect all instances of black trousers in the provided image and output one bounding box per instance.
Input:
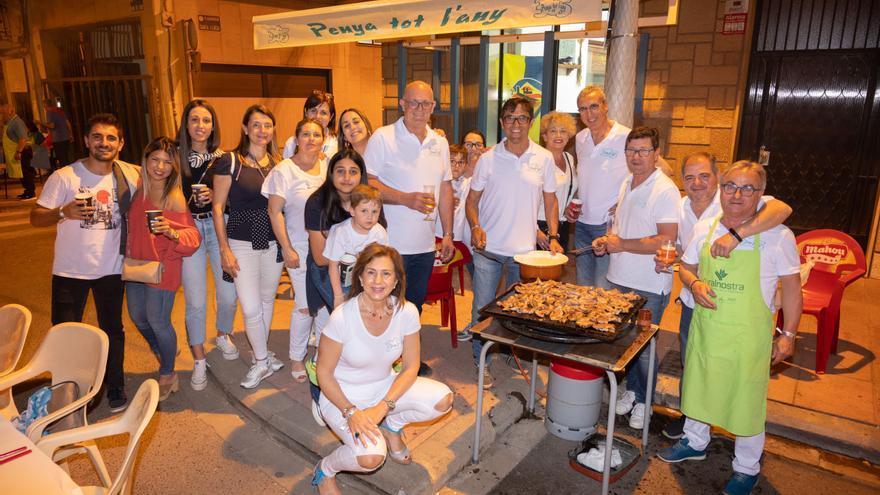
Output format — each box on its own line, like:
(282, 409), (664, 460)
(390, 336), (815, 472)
(51, 140), (71, 170)
(20, 147), (35, 195)
(51, 274), (126, 392)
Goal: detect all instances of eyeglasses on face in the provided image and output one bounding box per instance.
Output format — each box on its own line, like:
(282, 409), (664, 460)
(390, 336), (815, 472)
(502, 115), (531, 125)
(463, 141), (484, 149)
(720, 182), (761, 197)
(403, 99), (434, 110)
(623, 148), (654, 157)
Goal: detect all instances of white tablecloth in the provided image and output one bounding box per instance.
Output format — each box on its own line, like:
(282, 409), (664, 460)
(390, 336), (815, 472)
(0, 419), (82, 495)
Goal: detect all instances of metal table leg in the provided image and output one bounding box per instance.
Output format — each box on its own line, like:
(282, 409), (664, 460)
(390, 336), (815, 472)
(472, 340), (495, 464)
(527, 355), (538, 414)
(602, 370), (618, 495)
(642, 336), (657, 450)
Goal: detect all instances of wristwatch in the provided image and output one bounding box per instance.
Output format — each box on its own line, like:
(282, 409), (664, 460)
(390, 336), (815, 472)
(342, 406), (357, 418)
(383, 398), (396, 411)
(443, 232), (454, 240)
(548, 234), (560, 241)
(728, 227), (743, 242)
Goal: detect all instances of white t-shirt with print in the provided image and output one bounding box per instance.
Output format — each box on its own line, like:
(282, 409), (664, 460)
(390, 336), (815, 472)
(320, 297), (421, 404)
(575, 122), (631, 225)
(606, 169), (681, 295)
(261, 158), (326, 243)
(37, 160), (138, 279)
(323, 219), (389, 262)
(683, 218), (800, 311)
(364, 118), (451, 255)
(470, 139), (557, 257)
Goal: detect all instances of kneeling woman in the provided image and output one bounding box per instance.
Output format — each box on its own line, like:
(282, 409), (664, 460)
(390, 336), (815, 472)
(313, 244), (453, 493)
(126, 137), (201, 400)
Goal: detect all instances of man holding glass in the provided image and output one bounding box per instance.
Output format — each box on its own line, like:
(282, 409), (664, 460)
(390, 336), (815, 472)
(592, 126), (679, 429)
(463, 96), (563, 388)
(365, 80), (454, 375)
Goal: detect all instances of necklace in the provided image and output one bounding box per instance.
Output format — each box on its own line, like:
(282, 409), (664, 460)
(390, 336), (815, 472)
(358, 294), (392, 320)
(247, 153), (271, 178)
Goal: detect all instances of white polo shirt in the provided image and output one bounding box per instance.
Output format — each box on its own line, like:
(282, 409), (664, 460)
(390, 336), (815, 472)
(364, 118), (451, 255)
(575, 121), (631, 225)
(606, 169), (681, 295)
(470, 139), (557, 257)
(683, 218), (799, 311)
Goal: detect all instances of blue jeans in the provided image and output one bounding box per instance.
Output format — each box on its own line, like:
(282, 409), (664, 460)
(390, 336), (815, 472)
(306, 253), (334, 315)
(402, 251), (436, 313)
(611, 282), (670, 404)
(574, 222), (611, 288)
(470, 250), (520, 364)
(126, 283), (178, 376)
(181, 215), (238, 346)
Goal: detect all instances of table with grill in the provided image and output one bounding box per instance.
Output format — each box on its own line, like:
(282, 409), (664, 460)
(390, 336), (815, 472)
(470, 316), (659, 495)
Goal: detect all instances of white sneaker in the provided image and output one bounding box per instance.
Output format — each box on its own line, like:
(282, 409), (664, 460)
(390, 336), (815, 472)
(215, 334), (240, 360)
(190, 359), (208, 391)
(629, 403), (646, 429)
(240, 361), (273, 389)
(252, 351), (285, 372)
(311, 400), (326, 427)
(615, 390), (636, 415)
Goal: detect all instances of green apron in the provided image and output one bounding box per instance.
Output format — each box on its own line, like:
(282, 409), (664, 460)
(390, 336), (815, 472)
(2, 123), (23, 179)
(681, 217), (773, 437)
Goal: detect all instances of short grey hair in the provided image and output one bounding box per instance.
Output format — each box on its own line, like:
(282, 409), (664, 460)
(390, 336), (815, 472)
(723, 160), (767, 190)
(681, 151), (719, 179)
(577, 85), (606, 104)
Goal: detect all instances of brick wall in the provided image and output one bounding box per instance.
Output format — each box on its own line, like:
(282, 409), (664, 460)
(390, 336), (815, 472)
(639, 0), (750, 182)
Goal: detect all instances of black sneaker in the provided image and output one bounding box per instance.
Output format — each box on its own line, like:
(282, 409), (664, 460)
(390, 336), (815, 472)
(17, 192), (35, 200)
(418, 361), (433, 377)
(108, 388), (128, 413)
(662, 416), (686, 440)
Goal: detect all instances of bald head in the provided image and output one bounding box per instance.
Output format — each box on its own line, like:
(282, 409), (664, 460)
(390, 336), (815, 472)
(404, 80), (433, 98)
(400, 80), (435, 133)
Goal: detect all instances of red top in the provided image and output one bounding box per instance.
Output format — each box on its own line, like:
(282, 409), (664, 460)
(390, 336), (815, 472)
(127, 191), (200, 292)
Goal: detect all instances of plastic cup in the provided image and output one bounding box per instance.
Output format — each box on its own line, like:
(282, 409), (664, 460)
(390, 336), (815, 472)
(191, 184), (207, 205)
(145, 210), (163, 234)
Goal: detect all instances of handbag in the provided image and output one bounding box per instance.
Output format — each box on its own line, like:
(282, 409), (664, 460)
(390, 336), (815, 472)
(122, 257), (164, 284)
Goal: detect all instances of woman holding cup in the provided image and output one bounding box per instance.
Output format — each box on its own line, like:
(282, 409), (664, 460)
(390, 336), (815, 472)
(537, 112), (578, 250)
(176, 99), (240, 391)
(126, 136), (201, 401)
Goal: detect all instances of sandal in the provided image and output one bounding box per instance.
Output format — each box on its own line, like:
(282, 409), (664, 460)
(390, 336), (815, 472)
(379, 421), (412, 465)
(291, 362), (308, 383)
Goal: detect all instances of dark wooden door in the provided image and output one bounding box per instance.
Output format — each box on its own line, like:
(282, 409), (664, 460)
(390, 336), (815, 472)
(736, 0), (880, 249)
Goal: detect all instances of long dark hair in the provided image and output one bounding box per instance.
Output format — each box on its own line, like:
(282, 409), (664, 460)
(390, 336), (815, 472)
(312, 148), (370, 231)
(177, 99), (221, 178)
(235, 104), (281, 164)
(304, 90), (337, 137)
(337, 108), (373, 151)
(141, 136), (181, 208)
(348, 243), (407, 309)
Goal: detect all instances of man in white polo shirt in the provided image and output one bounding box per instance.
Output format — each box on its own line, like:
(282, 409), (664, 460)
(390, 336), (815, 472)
(464, 96), (563, 388)
(570, 86), (631, 289)
(592, 127), (679, 429)
(365, 80), (454, 375)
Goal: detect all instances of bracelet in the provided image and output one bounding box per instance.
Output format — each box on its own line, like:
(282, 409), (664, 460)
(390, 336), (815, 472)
(776, 328), (796, 338)
(443, 232), (454, 240)
(689, 278), (702, 291)
(728, 227), (743, 242)
(548, 234), (560, 241)
(342, 406), (357, 419)
(471, 224), (481, 231)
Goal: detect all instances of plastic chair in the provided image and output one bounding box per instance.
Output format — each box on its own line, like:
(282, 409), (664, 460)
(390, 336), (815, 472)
(777, 229), (867, 373)
(37, 379), (160, 495)
(0, 322), (111, 484)
(425, 240), (469, 349)
(0, 304), (32, 417)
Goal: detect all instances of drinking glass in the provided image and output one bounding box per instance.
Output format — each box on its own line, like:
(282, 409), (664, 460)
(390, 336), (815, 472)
(423, 185), (436, 221)
(659, 239), (677, 273)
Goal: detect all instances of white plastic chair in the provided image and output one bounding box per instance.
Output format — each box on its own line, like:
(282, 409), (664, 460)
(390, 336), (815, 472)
(37, 379), (160, 495)
(0, 303), (32, 417)
(0, 321), (111, 484)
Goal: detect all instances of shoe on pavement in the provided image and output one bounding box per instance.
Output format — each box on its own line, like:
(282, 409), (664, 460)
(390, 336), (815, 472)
(663, 416), (686, 439)
(311, 400), (326, 427)
(615, 390), (636, 415)
(629, 403), (646, 429)
(215, 334), (240, 360)
(251, 351), (284, 372)
(17, 192), (35, 200)
(241, 361), (273, 389)
(191, 359), (208, 391)
(108, 388), (128, 413)
(657, 437), (707, 463)
(723, 472), (759, 495)
(457, 330), (473, 342)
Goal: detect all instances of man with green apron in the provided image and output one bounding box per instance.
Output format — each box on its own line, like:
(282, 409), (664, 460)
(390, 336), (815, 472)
(657, 161), (802, 495)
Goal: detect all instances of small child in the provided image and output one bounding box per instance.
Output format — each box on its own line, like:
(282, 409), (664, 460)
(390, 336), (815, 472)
(436, 144), (471, 246)
(323, 184), (388, 308)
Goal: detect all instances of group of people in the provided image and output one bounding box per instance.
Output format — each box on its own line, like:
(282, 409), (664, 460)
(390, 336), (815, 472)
(28, 80), (802, 495)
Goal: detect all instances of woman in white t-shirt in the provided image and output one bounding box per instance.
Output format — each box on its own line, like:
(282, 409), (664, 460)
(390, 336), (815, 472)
(312, 244), (453, 493)
(537, 112), (578, 250)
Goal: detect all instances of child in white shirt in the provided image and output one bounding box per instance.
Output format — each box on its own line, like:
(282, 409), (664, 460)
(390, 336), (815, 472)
(323, 184), (389, 308)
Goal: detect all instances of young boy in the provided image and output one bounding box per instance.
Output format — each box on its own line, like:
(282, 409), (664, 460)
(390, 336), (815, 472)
(323, 184), (389, 308)
(435, 144), (471, 246)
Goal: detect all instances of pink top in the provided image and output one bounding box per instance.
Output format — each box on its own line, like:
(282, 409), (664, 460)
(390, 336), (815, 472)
(127, 191), (200, 291)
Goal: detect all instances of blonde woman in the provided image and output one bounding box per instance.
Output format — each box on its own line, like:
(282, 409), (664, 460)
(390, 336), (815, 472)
(537, 111), (578, 250)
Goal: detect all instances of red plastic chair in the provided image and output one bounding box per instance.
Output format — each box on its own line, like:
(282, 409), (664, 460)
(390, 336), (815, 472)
(424, 240), (469, 349)
(777, 229), (867, 373)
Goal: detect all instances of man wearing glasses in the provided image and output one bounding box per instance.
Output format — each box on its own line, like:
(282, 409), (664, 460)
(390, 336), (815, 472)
(570, 86), (631, 289)
(364, 80), (455, 375)
(659, 161), (801, 495)
(464, 96), (563, 388)
(592, 126), (679, 429)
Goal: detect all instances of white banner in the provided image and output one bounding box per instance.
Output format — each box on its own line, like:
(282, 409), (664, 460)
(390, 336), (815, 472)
(253, 0), (602, 49)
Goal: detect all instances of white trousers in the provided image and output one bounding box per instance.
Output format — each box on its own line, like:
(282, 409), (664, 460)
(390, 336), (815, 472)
(229, 239), (283, 362)
(286, 241), (328, 361)
(684, 417), (765, 475)
(319, 376), (452, 477)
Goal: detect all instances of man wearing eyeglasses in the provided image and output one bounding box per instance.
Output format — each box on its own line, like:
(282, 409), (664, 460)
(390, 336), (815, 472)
(463, 96), (563, 388)
(569, 86), (631, 289)
(364, 81), (454, 375)
(658, 161), (802, 495)
(592, 126), (680, 429)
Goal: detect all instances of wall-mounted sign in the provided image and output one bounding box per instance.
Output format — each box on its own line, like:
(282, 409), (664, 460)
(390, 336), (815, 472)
(722, 0), (748, 35)
(253, 0), (602, 49)
(198, 15), (221, 32)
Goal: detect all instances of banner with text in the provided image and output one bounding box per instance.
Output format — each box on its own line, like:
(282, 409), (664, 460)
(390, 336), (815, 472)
(253, 0), (602, 49)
